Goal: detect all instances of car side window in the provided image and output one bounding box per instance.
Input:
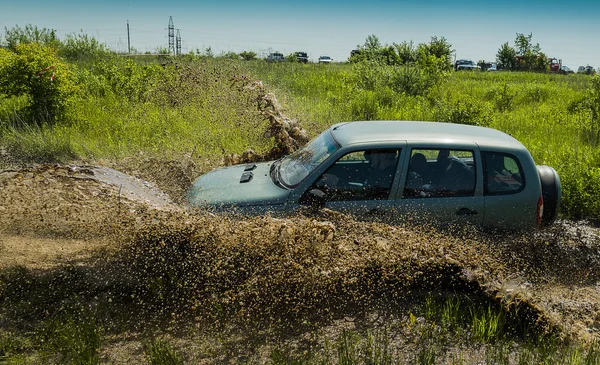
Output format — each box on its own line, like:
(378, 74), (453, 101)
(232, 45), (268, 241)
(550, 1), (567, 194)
(483, 152), (524, 195)
(312, 149), (400, 201)
(403, 149), (476, 198)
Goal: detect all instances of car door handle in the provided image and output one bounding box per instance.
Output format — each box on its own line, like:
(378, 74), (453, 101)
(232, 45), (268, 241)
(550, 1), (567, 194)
(456, 208), (478, 216)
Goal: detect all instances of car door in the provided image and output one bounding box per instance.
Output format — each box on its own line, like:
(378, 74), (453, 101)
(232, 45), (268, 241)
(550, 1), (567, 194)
(481, 150), (538, 230)
(289, 146), (406, 218)
(394, 144), (484, 228)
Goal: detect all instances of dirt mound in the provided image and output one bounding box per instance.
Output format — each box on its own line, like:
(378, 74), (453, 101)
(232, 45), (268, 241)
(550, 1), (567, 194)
(0, 164), (178, 239)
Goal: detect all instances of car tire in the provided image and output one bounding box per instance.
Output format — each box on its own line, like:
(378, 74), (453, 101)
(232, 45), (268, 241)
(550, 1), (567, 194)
(537, 165), (562, 226)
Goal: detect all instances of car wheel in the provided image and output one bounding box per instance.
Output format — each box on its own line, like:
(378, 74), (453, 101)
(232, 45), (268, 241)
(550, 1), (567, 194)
(537, 165), (562, 226)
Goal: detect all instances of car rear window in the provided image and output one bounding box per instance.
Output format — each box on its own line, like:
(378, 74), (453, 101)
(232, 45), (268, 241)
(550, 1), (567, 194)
(483, 152), (525, 195)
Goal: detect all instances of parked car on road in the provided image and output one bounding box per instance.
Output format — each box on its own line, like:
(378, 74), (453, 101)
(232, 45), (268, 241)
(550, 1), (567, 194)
(455, 59), (479, 71)
(266, 52), (285, 63)
(318, 55), (333, 64)
(186, 121), (561, 231)
(560, 66), (574, 74)
(487, 63), (498, 71)
(295, 51), (309, 63)
(577, 65), (596, 75)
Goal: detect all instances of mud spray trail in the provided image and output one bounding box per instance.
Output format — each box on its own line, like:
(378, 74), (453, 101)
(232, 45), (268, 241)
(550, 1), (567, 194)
(1, 163), (599, 347)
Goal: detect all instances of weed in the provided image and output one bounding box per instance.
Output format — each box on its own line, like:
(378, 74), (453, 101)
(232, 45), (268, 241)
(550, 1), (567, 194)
(415, 342), (438, 365)
(144, 338), (184, 365)
(38, 312), (103, 365)
(584, 340), (600, 365)
(469, 305), (505, 343)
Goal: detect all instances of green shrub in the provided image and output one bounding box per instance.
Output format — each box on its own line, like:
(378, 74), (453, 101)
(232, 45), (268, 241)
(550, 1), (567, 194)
(487, 83), (517, 112)
(58, 32), (111, 62)
(568, 75), (600, 145)
(0, 43), (78, 125)
(2, 24), (60, 50)
(349, 90), (379, 120)
(435, 98), (491, 126)
(559, 164), (600, 220)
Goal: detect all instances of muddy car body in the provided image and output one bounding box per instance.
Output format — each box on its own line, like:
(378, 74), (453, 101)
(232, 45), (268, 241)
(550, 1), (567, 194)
(186, 121), (561, 231)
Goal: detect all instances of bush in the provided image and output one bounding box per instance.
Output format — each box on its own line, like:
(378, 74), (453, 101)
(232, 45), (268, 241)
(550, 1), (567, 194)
(0, 43), (78, 126)
(435, 99), (491, 126)
(58, 32), (111, 62)
(350, 61), (446, 97)
(568, 75), (600, 145)
(2, 24), (60, 50)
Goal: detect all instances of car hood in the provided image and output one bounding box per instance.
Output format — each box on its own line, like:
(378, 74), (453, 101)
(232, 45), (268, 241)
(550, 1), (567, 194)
(185, 162), (291, 208)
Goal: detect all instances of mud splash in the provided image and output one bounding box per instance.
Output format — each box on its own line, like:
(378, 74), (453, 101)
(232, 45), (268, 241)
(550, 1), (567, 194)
(1, 162), (600, 365)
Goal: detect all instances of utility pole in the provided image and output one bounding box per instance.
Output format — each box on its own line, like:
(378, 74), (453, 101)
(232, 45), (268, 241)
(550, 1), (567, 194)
(176, 29), (181, 56)
(127, 20), (130, 54)
(168, 16), (175, 55)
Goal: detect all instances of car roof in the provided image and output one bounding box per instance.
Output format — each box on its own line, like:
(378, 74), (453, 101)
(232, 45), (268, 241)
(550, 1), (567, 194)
(329, 121), (525, 150)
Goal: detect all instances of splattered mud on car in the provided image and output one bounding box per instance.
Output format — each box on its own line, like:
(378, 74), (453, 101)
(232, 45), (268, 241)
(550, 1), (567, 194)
(1, 161), (599, 363)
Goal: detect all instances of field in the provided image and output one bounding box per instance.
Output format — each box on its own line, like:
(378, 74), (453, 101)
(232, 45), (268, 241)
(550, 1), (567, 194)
(1, 43), (600, 364)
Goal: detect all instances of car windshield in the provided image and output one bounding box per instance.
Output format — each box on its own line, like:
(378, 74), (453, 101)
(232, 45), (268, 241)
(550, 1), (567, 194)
(277, 130), (339, 187)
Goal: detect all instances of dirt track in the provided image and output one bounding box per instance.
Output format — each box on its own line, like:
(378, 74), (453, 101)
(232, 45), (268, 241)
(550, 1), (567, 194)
(1, 163), (600, 347)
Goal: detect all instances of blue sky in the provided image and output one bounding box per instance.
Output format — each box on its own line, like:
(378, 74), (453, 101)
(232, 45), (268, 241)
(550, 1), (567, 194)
(2, 0), (599, 69)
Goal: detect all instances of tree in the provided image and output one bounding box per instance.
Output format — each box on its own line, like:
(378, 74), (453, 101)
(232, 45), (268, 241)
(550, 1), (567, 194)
(498, 33), (549, 71)
(3, 24), (59, 51)
(496, 42), (517, 70)
(363, 34), (382, 53)
(413, 36), (454, 72)
(239, 51), (257, 61)
(424, 36), (453, 71)
(353, 34), (384, 63)
(393, 41), (417, 65)
(58, 32), (110, 61)
(514, 33), (540, 57)
(219, 51), (239, 60)
(381, 45), (400, 66)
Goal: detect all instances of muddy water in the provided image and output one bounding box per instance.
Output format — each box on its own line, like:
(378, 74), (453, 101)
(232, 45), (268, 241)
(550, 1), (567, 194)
(1, 163), (599, 346)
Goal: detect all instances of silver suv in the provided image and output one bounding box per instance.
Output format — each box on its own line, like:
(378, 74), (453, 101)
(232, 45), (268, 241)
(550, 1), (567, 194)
(186, 121), (561, 231)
